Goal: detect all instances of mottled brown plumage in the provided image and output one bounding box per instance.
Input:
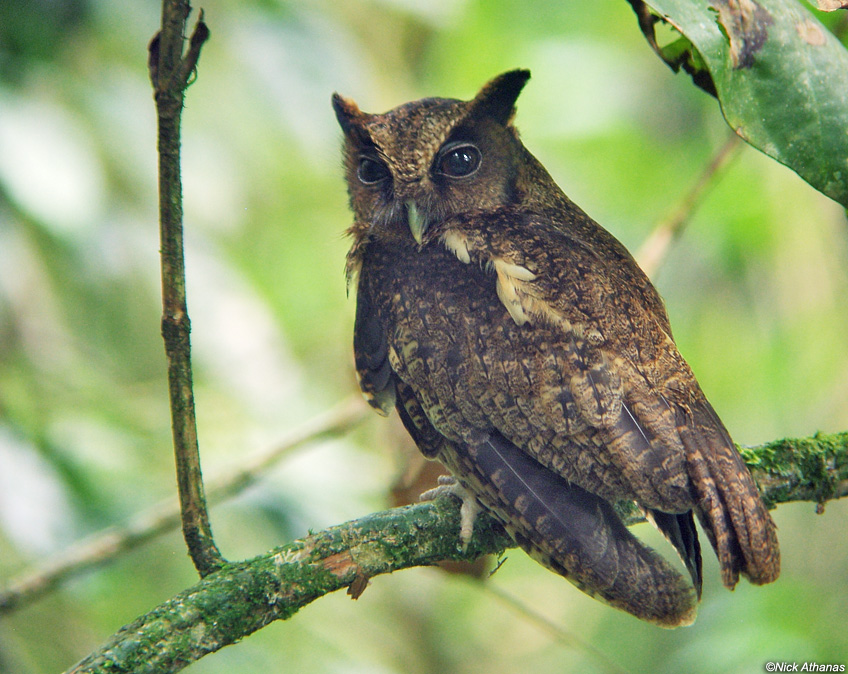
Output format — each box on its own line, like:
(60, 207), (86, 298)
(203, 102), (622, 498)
(333, 70), (779, 626)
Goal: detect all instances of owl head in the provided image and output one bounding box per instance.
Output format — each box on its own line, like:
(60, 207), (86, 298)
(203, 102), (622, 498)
(333, 70), (556, 245)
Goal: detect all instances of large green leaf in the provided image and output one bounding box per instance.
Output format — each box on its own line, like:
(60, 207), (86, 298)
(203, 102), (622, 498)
(630, 0), (848, 207)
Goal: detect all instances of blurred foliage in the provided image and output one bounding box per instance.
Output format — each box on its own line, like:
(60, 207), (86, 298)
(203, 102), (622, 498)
(0, 0), (847, 672)
(635, 0), (848, 206)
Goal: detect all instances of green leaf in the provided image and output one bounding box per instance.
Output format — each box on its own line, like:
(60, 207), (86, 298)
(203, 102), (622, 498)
(630, 0), (848, 207)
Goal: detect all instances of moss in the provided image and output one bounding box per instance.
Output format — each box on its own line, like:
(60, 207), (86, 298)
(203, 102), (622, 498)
(739, 431), (848, 509)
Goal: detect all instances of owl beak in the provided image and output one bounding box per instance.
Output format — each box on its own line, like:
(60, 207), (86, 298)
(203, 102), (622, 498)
(406, 200), (427, 245)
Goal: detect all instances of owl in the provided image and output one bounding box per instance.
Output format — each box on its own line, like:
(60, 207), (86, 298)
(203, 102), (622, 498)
(332, 70), (779, 626)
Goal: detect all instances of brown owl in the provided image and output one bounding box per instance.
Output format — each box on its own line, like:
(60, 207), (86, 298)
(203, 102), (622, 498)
(332, 70), (779, 627)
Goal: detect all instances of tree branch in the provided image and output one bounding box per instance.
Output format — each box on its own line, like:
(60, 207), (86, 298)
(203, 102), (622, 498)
(741, 431), (848, 510)
(0, 397), (369, 615)
(65, 430), (848, 673)
(150, 2), (220, 576)
(635, 132), (742, 278)
(65, 497), (509, 674)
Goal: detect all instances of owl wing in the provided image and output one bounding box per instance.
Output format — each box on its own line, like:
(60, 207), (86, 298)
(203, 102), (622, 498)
(433, 209), (778, 590)
(352, 274), (397, 416)
(354, 237), (701, 626)
(353, 244), (699, 623)
(393, 377), (699, 626)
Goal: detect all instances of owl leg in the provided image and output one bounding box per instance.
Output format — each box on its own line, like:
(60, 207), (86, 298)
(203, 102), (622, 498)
(420, 475), (482, 548)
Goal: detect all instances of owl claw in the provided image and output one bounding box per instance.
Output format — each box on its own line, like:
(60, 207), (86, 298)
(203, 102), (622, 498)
(420, 476), (481, 549)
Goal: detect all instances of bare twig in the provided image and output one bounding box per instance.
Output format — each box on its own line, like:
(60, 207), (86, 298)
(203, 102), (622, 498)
(0, 396), (370, 615)
(635, 132), (742, 278)
(150, 2), (219, 576)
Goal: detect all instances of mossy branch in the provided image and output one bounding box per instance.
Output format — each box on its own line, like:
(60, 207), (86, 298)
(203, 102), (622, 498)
(740, 432), (848, 510)
(65, 430), (847, 674)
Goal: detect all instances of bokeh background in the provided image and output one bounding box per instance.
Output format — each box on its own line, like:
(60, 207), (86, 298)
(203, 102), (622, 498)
(1, 1), (847, 672)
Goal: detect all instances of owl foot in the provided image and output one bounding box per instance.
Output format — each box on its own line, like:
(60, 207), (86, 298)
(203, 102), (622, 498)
(420, 476), (481, 549)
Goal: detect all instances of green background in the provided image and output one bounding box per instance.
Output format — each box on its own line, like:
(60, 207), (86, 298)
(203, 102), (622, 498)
(1, 1), (846, 672)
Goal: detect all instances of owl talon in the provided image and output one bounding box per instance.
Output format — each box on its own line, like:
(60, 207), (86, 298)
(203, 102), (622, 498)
(419, 476), (481, 549)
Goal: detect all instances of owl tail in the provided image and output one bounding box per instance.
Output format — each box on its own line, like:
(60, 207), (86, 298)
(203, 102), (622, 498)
(679, 399), (780, 588)
(464, 432), (698, 627)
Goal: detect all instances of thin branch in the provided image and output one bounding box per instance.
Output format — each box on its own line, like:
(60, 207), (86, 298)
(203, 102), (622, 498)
(150, 2), (219, 576)
(635, 132), (742, 278)
(65, 430), (848, 673)
(0, 396), (370, 615)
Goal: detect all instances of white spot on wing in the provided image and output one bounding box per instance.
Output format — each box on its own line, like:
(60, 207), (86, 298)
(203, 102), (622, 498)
(441, 230), (472, 264)
(495, 260), (537, 281)
(491, 257), (536, 325)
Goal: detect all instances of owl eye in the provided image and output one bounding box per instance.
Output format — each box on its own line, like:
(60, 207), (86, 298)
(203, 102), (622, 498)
(437, 143), (481, 178)
(358, 156), (390, 184)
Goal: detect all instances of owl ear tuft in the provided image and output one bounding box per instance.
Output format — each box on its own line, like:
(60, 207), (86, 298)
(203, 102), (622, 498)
(332, 93), (365, 136)
(470, 69), (531, 126)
